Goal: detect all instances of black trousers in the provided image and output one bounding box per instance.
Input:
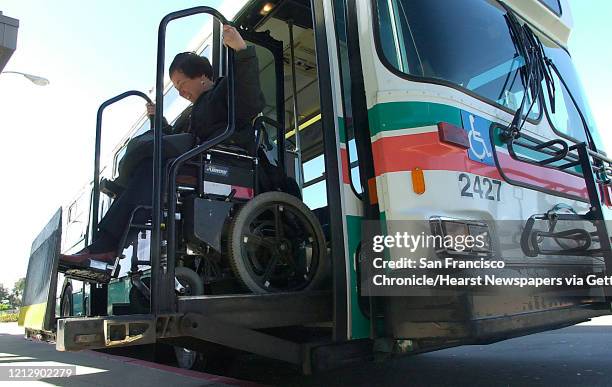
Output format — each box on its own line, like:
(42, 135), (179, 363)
(97, 158), (157, 247)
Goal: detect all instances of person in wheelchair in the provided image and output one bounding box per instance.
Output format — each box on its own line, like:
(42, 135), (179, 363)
(100, 103), (193, 199)
(60, 25), (265, 265)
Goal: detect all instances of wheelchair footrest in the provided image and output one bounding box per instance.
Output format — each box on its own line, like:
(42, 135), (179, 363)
(59, 257), (120, 284)
(63, 268), (112, 284)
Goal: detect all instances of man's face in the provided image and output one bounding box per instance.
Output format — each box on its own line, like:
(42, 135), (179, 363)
(170, 71), (206, 103)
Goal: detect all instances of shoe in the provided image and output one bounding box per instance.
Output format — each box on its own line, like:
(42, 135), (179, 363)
(59, 248), (117, 266)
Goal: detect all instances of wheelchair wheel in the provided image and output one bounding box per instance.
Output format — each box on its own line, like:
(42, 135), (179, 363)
(60, 284), (73, 317)
(175, 266), (204, 296)
(129, 267), (203, 314)
(227, 191), (328, 293)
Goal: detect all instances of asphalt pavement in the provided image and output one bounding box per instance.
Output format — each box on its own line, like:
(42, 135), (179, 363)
(2, 317), (612, 386)
(0, 322), (258, 386)
(276, 316), (612, 387)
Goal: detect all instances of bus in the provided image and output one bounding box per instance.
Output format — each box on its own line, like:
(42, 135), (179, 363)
(20, 0), (612, 374)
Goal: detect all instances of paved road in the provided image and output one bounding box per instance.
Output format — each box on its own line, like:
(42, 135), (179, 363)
(272, 317), (612, 387)
(0, 322), (258, 386)
(2, 317), (612, 386)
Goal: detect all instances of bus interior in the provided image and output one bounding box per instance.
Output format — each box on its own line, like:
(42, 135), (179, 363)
(60, 0), (336, 316)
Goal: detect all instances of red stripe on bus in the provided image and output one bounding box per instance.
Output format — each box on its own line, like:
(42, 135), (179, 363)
(340, 147), (351, 184)
(371, 132), (503, 179)
(496, 152), (588, 199)
(371, 132), (588, 199)
(601, 184), (612, 208)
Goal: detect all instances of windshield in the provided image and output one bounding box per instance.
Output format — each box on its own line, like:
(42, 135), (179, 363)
(374, 0), (540, 119)
(541, 37), (600, 146)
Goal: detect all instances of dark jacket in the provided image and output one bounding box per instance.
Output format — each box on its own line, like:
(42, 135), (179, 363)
(115, 47), (263, 187)
(190, 45), (265, 151)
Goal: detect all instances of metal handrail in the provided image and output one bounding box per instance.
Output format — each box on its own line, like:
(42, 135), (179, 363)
(152, 7), (233, 314)
(91, 90), (153, 241)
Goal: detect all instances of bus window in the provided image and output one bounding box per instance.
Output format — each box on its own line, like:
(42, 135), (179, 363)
(538, 0), (562, 15)
(543, 40), (598, 144)
(334, 0), (363, 195)
(252, 44), (278, 121)
(303, 154), (327, 209)
(545, 66), (586, 143)
(374, 0), (540, 118)
(64, 189), (89, 251)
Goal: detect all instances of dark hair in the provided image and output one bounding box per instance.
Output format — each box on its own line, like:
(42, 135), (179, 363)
(169, 52), (213, 80)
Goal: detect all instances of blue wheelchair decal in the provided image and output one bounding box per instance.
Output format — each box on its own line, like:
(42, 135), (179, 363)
(460, 111), (495, 166)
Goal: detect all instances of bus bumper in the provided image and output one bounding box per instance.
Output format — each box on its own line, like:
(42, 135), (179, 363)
(56, 314), (177, 351)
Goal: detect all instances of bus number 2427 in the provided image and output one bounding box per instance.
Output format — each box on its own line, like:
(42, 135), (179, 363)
(458, 173), (501, 201)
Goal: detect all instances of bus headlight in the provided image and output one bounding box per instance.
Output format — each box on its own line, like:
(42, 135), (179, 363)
(430, 217), (492, 255)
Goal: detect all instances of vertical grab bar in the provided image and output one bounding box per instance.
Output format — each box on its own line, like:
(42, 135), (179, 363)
(152, 7), (234, 315)
(92, 91), (153, 241)
(89, 90), (152, 316)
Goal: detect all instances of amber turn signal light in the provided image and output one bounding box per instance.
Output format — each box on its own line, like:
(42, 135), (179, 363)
(412, 167), (425, 194)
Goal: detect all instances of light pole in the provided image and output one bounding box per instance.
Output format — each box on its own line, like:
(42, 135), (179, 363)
(1, 71), (49, 86)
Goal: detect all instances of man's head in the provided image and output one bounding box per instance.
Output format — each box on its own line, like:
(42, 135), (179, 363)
(169, 52), (214, 103)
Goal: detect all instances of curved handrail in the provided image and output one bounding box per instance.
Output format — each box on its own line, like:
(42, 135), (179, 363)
(91, 90), (153, 241)
(152, 7), (234, 313)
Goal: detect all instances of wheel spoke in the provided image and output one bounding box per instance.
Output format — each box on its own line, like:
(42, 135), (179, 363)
(261, 254), (281, 286)
(243, 233), (276, 250)
(274, 205), (284, 238)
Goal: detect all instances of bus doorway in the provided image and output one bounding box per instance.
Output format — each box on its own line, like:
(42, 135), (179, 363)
(43, 0), (359, 374)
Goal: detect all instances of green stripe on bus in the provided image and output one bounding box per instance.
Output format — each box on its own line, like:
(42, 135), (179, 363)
(346, 214), (370, 339)
(338, 116), (347, 144)
(368, 101), (462, 136)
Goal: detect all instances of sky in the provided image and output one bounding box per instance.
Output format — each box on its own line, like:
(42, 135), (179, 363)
(0, 0), (611, 291)
(0, 0), (228, 291)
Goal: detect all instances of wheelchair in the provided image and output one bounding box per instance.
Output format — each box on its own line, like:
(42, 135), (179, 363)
(96, 116), (331, 305)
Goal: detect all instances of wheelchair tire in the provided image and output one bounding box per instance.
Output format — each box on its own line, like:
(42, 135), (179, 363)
(129, 267), (203, 314)
(227, 191), (328, 293)
(175, 266), (204, 296)
(60, 284), (73, 317)
(172, 267), (205, 370)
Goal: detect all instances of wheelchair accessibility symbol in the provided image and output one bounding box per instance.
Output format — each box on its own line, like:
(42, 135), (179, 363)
(468, 115), (491, 160)
(461, 111), (495, 166)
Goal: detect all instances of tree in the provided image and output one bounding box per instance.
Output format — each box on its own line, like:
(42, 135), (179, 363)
(10, 278), (25, 308)
(0, 284), (8, 304)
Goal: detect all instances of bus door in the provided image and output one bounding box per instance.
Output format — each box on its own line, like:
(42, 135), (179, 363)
(321, 0), (381, 341)
(229, 0), (363, 341)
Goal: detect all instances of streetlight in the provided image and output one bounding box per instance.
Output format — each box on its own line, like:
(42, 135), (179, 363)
(1, 71), (49, 86)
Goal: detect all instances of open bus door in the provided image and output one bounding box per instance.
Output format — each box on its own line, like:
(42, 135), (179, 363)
(19, 209), (62, 338)
(19, 90), (154, 338)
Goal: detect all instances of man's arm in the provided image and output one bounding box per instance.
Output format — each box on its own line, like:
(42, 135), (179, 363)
(146, 102), (173, 134)
(218, 25), (265, 125)
(234, 45), (266, 124)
